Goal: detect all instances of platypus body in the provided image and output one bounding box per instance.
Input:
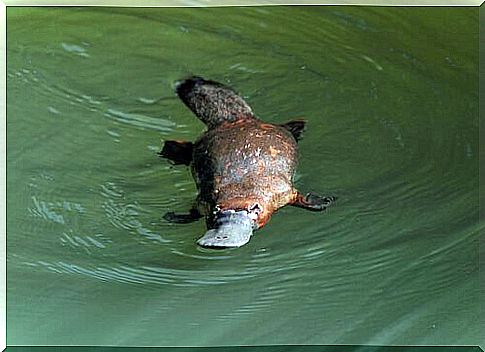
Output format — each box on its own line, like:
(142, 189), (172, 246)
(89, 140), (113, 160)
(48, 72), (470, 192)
(161, 76), (335, 248)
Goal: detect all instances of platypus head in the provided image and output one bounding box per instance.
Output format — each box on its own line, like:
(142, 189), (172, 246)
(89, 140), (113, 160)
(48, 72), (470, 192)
(197, 210), (256, 249)
(175, 76), (255, 129)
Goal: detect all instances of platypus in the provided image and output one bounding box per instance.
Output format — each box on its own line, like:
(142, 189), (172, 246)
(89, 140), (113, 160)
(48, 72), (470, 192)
(160, 76), (335, 248)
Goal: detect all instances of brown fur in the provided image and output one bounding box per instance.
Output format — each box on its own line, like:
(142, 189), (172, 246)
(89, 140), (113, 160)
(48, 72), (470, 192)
(191, 118), (298, 229)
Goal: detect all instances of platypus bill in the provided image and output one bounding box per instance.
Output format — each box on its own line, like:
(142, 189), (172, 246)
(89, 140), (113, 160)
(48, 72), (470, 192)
(160, 76), (336, 248)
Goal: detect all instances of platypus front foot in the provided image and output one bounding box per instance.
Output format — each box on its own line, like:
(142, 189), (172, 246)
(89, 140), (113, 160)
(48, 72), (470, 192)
(159, 140), (193, 166)
(292, 192), (337, 211)
(163, 208), (202, 224)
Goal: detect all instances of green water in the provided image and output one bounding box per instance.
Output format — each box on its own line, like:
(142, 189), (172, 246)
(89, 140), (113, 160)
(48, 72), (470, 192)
(6, 6), (481, 347)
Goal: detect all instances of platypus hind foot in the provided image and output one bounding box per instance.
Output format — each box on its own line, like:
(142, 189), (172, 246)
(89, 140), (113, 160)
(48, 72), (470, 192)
(292, 192), (337, 211)
(197, 211), (253, 248)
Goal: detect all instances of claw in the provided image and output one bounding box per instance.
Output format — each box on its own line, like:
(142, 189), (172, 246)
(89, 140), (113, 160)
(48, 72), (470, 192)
(292, 192), (337, 211)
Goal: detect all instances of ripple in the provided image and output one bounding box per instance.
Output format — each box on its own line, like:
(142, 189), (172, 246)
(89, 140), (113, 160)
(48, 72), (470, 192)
(105, 108), (176, 133)
(61, 42), (90, 58)
(47, 106), (61, 115)
(102, 198), (141, 231)
(100, 181), (124, 199)
(60, 231), (108, 250)
(29, 259), (269, 288)
(360, 54), (383, 71)
(29, 196), (66, 225)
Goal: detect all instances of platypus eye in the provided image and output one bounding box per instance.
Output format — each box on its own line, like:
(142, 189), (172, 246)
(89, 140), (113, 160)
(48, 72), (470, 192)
(249, 203), (262, 214)
(212, 205), (221, 215)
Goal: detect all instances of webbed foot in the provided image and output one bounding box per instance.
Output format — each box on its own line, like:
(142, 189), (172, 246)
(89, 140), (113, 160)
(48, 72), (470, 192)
(163, 208), (202, 224)
(280, 119), (306, 141)
(159, 140), (193, 166)
(292, 192), (337, 211)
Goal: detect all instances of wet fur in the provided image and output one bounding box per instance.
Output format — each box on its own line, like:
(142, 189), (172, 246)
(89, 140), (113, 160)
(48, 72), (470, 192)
(176, 76), (254, 128)
(161, 76), (336, 246)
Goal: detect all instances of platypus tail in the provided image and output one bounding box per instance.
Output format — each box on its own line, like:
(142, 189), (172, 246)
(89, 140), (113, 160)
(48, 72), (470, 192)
(175, 76), (255, 128)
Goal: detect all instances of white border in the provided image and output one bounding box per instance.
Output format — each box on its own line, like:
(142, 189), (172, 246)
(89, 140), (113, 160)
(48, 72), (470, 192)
(0, 2), (482, 351)
(0, 2), (6, 351)
(2, 0), (484, 6)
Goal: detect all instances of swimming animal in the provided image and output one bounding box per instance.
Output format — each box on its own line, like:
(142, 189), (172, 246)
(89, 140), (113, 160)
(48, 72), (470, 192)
(160, 76), (336, 248)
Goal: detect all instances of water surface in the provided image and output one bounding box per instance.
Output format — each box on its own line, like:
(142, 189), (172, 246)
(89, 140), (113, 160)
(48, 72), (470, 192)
(7, 6), (481, 347)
